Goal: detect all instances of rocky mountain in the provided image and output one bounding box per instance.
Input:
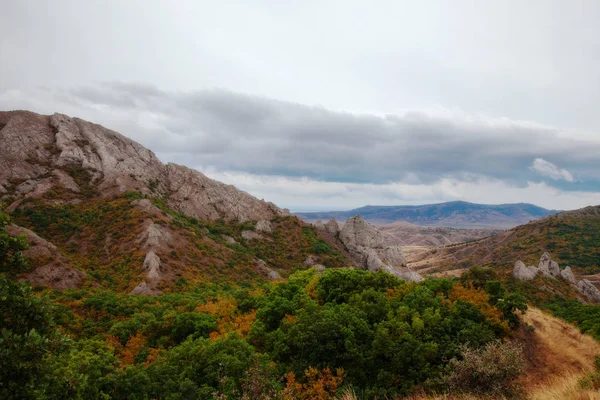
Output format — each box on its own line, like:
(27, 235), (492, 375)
(377, 220), (502, 247)
(0, 110), (288, 222)
(296, 201), (556, 229)
(0, 110), (356, 293)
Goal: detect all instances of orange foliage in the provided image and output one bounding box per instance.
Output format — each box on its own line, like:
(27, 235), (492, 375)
(449, 283), (508, 331)
(283, 314), (298, 324)
(281, 367), (345, 400)
(198, 296), (256, 340)
(120, 332), (147, 366)
(144, 347), (160, 367)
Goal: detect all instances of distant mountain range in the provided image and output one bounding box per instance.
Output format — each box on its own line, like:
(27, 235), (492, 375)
(295, 201), (558, 229)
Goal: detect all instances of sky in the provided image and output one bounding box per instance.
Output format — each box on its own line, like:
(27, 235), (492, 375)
(1, 0), (600, 211)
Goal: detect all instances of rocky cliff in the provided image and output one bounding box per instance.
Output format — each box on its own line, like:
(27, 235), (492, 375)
(315, 215), (423, 281)
(0, 110), (288, 222)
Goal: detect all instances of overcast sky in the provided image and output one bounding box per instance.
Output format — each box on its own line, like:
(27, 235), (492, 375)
(2, 1), (600, 211)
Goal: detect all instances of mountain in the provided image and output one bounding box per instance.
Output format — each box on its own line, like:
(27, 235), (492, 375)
(296, 201), (557, 229)
(0, 110), (356, 293)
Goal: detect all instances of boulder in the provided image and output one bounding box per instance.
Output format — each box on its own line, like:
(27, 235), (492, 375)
(512, 260), (539, 281)
(324, 218), (341, 236)
(575, 279), (600, 303)
(539, 252), (560, 277)
(255, 220), (272, 233)
(560, 266), (576, 284)
(242, 230), (264, 241)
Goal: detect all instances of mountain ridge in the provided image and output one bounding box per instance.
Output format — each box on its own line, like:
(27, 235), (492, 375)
(297, 200), (557, 229)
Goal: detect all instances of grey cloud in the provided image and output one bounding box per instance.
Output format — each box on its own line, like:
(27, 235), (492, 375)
(2, 84), (600, 191)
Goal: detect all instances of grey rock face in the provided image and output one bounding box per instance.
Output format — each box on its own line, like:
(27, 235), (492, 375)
(338, 215), (422, 281)
(255, 259), (281, 280)
(539, 252), (560, 277)
(512, 260), (539, 281)
(255, 220), (273, 233)
(143, 251), (162, 281)
(0, 111), (288, 223)
(576, 279), (600, 303)
(324, 218), (341, 236)
(560, 266), (576, 284)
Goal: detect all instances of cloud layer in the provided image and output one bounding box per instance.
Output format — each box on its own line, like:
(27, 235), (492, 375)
(1, 83), (599, 210)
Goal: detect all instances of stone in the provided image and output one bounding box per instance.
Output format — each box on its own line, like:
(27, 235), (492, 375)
(255, 259), (281, 280)
(575, 279), (600, 303)
(338, 215), (422, 282)
(221, 235), (237, 244)
(143, 251), (162, 281)
(560, 266), (576, 284)
(255, 220), (272, 233)
(323, 218), (340, 236)
(304, 255), (318, 267)
(539, 252), (560, 277)
(512, 260), (539, 281)
(137, 222), (173, 249)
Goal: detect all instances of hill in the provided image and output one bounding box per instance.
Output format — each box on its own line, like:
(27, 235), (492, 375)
(296, 201), (556, 229)
(406, 205), (600, 279)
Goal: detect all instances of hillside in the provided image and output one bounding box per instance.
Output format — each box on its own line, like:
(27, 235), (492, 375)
(406, 205), (600, 279)
(296, 201), (556, 229)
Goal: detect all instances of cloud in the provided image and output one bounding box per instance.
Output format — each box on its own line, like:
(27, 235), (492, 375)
(530, 158), (574, 182)
(201, 169), (600, 211)
(1, 83), (600, 210)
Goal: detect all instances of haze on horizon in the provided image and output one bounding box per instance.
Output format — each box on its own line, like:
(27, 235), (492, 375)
(2, 0), (600, 211)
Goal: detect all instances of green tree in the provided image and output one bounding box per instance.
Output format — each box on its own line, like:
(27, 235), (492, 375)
(0, 207), (28, 276)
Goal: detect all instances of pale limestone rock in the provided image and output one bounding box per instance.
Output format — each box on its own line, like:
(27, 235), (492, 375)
(575, 279), (600, 303)
(324, 218), (341, 236)
(129, 281), (158, 295)
(539, 252), (560, 277)
(222, 235), (237, 244)
(313, 220), (326, 230)
(561, 266), (576, 284)
(512, 260), (539, 281)
(255, 259), (281, 280)
(52, 169), (80, 192)
(131, 199), (166, 218)
(338, 215), (421, 281)
(304, 255), (318, 267)
(137, 222), (173, 249)
(255, 220), (273, 233)
(143, 251), (162, 281)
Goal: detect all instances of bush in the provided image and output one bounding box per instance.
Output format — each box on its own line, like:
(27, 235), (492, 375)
(446, 340), (524, 398)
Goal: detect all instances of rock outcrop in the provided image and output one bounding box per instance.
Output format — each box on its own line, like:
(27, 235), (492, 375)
(0, 110), (289, 222)
(539, 252), (560, 277)
(7, 224), (85, 289)
(513, 252), (600, 303)
(334, 215), (423, 281)
(576, 279), (600, 303)
(512, 260), (538, 281)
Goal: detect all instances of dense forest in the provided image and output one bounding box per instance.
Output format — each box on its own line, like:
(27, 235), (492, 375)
(0, 207), (531, 399)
